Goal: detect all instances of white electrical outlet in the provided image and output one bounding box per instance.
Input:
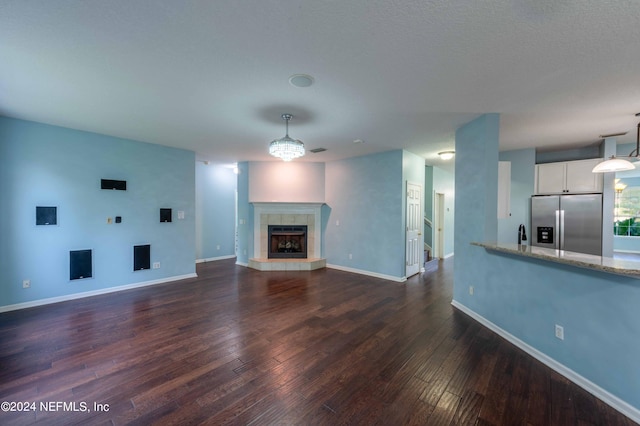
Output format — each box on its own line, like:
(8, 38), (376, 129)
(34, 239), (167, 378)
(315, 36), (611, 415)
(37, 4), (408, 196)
(153, 262), (161, 269)
(23, 279), (30, 289)
(469, 286), (474, 295)
(349, 253), (352, 260)
(178, 211), (185, 220)
(216, 245), (220, 250)
(336, 220), (340, 226)
(555, 324), (564, 340)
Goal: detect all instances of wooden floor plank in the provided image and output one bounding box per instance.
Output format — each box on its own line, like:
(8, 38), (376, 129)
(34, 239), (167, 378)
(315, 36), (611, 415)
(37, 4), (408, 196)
(0, 258), (636, 425)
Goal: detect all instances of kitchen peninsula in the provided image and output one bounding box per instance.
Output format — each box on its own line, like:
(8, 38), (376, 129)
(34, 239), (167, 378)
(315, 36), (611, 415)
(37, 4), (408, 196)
(473, 241), (640, 278)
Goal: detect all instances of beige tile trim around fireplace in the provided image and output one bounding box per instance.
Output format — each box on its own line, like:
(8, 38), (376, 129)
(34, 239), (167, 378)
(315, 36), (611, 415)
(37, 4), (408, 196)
(252, 203), (323, 260)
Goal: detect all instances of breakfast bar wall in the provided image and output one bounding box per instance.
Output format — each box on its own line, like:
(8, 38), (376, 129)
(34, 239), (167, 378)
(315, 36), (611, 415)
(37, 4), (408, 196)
(453, 114), (640, 422)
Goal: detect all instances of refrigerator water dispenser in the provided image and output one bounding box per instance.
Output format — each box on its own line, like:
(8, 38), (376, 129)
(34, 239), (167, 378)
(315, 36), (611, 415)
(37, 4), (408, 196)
(537, 226), (554, 244)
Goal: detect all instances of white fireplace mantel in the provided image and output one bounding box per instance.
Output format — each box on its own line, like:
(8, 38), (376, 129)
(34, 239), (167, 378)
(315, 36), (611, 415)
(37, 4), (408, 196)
(251, 202), (323, 259)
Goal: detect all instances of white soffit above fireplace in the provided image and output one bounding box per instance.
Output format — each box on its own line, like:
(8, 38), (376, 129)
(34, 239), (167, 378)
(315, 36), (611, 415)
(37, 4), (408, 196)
(248, 162), (325, 204)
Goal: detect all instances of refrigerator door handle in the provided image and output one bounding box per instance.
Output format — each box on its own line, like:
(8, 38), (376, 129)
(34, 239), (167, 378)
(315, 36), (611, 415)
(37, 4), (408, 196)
(555, 210), (560, 250)
(560, 209), (565, 250)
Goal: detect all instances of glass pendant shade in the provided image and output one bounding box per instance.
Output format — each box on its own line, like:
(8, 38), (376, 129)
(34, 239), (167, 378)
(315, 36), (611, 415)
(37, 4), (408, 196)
(269, 135), (305, 161)
(591, 156), (635, 173)
(269, 114), (305, 161)
(593, 120), (640, 173)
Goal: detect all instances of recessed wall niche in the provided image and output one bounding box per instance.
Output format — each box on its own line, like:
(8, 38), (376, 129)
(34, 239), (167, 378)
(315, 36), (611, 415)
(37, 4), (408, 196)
(133, 244), (151, 271)
(70, 249), (92, 280)
(36, 206), (57, 225)
(160, 208), (172, 223)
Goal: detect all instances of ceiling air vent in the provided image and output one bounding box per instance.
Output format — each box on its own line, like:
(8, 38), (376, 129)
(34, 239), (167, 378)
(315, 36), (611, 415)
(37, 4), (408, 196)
(310, 148), (327, 153)
(600, 132), (627, 138)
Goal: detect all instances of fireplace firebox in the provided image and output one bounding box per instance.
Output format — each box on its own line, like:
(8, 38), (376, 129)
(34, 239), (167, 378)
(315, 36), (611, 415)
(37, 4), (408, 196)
(268, 225), (307, 259)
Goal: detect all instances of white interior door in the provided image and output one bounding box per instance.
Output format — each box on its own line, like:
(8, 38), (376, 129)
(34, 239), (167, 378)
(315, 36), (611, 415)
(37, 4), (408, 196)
(406, 182), (422, 277)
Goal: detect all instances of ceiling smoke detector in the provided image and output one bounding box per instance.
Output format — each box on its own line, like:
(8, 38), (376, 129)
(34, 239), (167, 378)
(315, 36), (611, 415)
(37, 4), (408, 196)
(289, 74), (314, 88)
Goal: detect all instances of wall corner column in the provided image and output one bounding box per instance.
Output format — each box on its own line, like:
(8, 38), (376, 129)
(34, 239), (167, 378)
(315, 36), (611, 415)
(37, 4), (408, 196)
(453, 114), (500, 302)
(601, 137), (616, 257)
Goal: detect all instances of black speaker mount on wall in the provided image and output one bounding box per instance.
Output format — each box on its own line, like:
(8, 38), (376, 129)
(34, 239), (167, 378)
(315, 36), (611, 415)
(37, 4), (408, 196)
(160, 208), (172, 223)
(70, 249), (92, 280)
(101, 179), (127, 191)
(134, 244), (151, 271)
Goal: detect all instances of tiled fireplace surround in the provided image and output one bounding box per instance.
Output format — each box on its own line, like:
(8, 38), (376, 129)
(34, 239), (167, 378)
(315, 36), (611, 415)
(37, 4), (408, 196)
(248, 203), (326, 271)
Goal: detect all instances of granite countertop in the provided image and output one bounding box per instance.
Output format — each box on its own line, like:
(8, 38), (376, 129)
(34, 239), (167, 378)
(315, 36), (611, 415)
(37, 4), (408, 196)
(472, 241), (640, 278)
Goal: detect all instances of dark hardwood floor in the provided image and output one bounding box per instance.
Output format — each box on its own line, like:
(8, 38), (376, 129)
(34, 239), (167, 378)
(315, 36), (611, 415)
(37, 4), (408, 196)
(0, 258), (637, 425)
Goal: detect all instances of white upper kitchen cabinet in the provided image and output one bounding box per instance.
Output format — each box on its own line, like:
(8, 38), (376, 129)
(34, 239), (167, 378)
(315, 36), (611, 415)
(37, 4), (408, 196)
(535, 158), (603, 194)
(535, 162), (565, 194)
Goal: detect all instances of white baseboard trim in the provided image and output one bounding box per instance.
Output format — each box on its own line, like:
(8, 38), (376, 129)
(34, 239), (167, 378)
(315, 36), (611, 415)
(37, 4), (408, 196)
(613, 249), (640, 254)
(451, 300), (640, 424)
(326, 264), (406, 282)
(236, 261), (249, 267)
(443, 252), (454, 259)
(0, 273), (198, 314)
(196, 255), (236, 263)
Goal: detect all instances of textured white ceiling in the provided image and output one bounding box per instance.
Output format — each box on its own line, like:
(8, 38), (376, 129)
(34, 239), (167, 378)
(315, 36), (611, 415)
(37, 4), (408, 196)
(2, 0), (640, 168)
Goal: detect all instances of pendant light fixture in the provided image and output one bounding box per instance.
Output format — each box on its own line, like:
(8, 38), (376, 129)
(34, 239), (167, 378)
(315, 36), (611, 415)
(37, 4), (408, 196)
(592, 115), (640, 173)
(269, 114), (305, 162)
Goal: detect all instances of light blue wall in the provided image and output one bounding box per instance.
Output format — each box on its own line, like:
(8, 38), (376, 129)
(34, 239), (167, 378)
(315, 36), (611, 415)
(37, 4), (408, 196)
(536, 145), (600, 163)
(325, 150), (405, 278)
(235, 161), (252, 265)
(0, 116), (195, 308)
(602, 138), (616, 257)
(403, 151), (425, 190)
(424, 166), (434, 248)
(453, 113), (500, 297)
(454, 114), (640, 414)
(471, 252), (640, 410)
(614, 236), (640, 253)
(616, 177), (640, 187)
(617, 142), (636, 157)
(432, 166), (455, 257)
(497, 148), (536, 244)
(195, 163), (237, 260)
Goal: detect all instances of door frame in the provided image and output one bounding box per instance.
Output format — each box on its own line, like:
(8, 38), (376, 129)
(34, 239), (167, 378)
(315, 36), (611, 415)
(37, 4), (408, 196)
(434, 192), (445, 259)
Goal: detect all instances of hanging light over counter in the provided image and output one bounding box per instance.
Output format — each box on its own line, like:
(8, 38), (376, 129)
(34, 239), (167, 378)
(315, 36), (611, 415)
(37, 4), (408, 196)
(593, 115), (640, 173)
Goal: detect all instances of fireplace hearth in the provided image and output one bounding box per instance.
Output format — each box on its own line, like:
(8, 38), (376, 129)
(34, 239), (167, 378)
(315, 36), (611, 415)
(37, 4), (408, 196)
(268, 225), (307, 259)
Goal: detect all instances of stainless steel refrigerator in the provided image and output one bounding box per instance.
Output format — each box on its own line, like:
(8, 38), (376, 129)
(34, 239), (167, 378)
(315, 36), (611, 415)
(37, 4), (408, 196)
(531, 194), (602, 256)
